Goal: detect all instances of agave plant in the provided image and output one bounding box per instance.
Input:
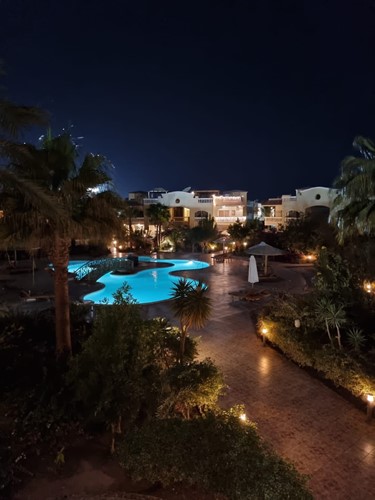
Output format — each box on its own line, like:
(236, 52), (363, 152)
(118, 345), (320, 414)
(346, 327), (366, 353)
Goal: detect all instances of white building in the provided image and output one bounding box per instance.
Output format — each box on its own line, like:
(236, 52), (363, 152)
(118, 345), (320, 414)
(261, 187), (338, 230)
(139, 187), (247, 232)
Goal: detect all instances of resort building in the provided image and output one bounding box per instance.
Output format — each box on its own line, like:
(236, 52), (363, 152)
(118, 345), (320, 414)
(260, 187), (338, 230)
(129, 187), (248, 232)
(125, 186), (338, 240)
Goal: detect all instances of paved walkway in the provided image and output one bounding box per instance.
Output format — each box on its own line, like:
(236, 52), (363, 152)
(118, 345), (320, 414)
(143, 254), (375, 500)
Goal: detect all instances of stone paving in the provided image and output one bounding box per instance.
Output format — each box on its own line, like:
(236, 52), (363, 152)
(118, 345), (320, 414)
(143, 254), (375, 500)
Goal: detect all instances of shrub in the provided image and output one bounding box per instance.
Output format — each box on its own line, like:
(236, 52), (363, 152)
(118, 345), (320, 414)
(157, 359), (226, 419)
(118, 410), (312, 499)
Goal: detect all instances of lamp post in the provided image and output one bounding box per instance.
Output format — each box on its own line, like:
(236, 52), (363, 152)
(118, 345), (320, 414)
(261, 327), (268, 346)
(366, 394), (374, 423)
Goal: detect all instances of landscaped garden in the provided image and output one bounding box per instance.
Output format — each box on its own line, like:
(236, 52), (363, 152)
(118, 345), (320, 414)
(0, 97), (313, 499)
(1, 89), (375, 499)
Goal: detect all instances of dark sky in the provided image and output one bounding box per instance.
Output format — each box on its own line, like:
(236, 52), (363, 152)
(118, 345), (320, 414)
(1, 0), (375, 200)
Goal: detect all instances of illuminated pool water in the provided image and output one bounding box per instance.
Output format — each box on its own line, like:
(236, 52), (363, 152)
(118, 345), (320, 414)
(68, 258), (209, 305)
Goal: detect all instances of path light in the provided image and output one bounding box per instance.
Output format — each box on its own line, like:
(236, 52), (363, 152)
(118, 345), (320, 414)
(366, 394), (374, 423)
(294, 319), (301, 328)
(261, 327), (268, 346)
(364, 281), (373, 294)
(239, 413), (247, 422)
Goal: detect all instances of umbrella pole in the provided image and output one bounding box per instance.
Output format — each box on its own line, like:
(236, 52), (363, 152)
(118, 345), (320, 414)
(264, 255), (268, 276)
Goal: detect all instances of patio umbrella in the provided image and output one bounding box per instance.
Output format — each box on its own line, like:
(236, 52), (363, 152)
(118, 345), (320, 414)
(246, 241), (286, 275)
(248, 255), (259, 287)
(214, 236), (232, 252)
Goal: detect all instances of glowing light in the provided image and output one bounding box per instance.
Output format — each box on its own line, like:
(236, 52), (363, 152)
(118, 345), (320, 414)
(367, 394), (374, 403)
(239, 413), (247, 422)
(304, 254), (315, 261)
(261, 328), (268, 335)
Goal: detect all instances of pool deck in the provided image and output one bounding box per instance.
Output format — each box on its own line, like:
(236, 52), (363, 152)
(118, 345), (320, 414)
(2, 253), (375, 498)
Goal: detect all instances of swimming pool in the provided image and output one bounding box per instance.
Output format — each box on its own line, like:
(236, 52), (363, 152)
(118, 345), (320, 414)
(68, 258), (209, 305)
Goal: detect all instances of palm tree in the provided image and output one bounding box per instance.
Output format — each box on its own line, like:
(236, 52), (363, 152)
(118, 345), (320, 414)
(188, 217), (218, 253)
(120, 201), (143, 249)
(315, 298), (346, 349)
(0, 98), (48, 139)
(332, 136), (375, 243)
(0, 132), (122, 356)
(147, 203), (170, 249)
(170, 278), (212, 360)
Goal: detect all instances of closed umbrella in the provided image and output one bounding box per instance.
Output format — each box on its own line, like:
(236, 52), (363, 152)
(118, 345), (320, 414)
(246, 241), (286, 275)
(248, 255), (259, 287)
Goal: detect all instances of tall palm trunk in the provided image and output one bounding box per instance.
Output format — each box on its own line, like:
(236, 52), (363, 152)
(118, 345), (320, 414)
(49, 236), (72, 355)
(335, 324), (343, 350)
(325, 319), (333, 346)
(179, 323), (188, 362)
(127, 217), (133, 248)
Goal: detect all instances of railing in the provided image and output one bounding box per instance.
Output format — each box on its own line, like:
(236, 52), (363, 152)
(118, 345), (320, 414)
(264, 216), (283, 227)
(215, 216), (246, 223)
(74, 257), (134, 281)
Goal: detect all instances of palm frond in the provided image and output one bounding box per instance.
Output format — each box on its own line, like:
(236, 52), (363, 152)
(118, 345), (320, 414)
(0, 99), (49, 138)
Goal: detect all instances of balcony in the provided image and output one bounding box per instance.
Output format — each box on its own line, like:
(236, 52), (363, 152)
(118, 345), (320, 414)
(264, 216), (283, 227)
(214, 197), (243, 206)
(215, 216), (246, 223)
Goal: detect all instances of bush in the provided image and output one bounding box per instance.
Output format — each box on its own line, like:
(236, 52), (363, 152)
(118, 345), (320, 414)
(258, 317), (375, 399)
(118, 410), (312, 499)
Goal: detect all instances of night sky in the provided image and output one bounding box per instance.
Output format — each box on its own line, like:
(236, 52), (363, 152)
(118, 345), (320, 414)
(1, 0), (375, 200)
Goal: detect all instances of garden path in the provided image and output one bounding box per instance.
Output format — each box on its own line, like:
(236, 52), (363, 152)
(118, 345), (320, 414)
(144, 254), (375, 500)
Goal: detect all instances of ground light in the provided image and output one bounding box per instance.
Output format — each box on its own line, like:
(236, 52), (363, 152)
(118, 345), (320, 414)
(366, 394), (374, 423)
(261, 327), (268, 346)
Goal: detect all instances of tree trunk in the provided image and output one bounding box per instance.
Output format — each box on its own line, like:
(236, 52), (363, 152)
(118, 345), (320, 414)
(336, 325), (342, 350)
(128, 218), (133, 247)
(325, 319), (333, 346)
(179, 325), (187, 362)
(49, 236), (72, 356)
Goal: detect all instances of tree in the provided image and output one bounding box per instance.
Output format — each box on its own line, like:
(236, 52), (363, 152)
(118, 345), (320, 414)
(67, 286), (159, 453)
(333, 136), (375, 243)
(0, 132), (122, 356)
(315, 298), (346, 349)
(120, 200), (143, 249)
(188, 217), (218, 252)
(313, 247), (355, 304)
(280, 216), (336, 255)
(0, 98), (48, 139)
(157, 359), (225, 419)
(67, 287), (205, 452)
(147, 203), (170, 249)
(170, 278), (212, 360)
(227, 219), (262, 251)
